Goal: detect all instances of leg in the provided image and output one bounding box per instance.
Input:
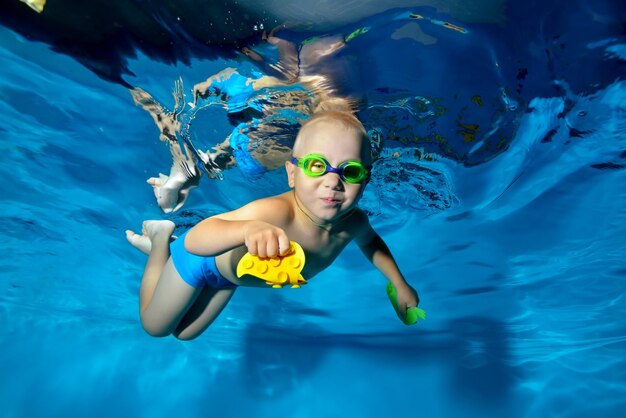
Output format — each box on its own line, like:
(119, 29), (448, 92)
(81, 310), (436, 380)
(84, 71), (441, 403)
(125, 226), (177, 255)
(140, 258), (202, 337)
(173, 286), (237, 340)
(126, 220), (201, 337)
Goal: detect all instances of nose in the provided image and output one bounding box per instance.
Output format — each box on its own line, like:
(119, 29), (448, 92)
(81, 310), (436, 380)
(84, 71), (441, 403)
(322, 172), (344, 191)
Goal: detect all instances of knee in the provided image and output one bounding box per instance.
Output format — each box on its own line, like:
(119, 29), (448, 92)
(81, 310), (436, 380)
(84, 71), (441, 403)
(172, 329), (201, 341)
(140, 316), (173, 338)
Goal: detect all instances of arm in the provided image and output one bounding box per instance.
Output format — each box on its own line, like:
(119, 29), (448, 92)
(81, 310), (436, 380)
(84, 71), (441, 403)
(355, 217), (420, 320)
(184, 196), (292, 258)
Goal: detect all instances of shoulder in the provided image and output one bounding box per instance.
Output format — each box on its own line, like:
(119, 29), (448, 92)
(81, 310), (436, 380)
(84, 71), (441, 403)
(250, 193), (294, 220)
(343, 208), (373, 238)
(214, 192), (294, 224)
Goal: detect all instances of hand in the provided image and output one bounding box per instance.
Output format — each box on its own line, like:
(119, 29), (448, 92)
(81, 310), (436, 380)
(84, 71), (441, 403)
(244, 221), (291, 258)
(394, 284), (420, 322)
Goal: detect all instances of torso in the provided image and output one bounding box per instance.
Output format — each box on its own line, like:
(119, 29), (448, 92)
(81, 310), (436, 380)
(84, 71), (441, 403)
(215, 193), (363, 288)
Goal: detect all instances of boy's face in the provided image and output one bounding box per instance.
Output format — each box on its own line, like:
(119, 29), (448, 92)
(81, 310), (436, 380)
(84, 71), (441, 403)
(286, 120), (370, 223)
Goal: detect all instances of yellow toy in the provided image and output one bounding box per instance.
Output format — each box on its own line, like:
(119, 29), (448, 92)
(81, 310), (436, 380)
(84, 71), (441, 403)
(236, 241), (307, 288)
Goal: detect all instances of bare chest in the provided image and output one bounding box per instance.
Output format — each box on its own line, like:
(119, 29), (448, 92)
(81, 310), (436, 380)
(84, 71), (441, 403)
(218, 225), (355, 286)
(287, 228), (353, 278)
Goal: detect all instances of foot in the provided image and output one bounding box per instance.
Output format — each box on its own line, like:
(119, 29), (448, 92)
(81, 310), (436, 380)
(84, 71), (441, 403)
(147, 162), (201, 213)
(126, 220), (176, 255)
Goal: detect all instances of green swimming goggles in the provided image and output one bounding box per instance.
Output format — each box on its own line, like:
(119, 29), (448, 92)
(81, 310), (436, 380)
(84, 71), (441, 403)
(290, 153), (371, 184)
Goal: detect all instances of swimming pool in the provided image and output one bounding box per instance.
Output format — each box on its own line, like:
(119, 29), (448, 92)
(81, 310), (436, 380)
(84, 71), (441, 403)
(0, 1), (625, 417)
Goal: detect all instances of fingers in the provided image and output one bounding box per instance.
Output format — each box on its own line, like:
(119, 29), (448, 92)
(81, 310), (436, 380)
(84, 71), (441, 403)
(248, 239), (280, 258)
(278, 235), (291, 256)
(395, 289), (420, 323)
(260, 237), (279, 259)
(245, 225), (290, 258)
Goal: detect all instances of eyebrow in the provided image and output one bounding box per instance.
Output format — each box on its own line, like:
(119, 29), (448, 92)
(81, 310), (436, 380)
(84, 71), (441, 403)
(303, 153), (365, 164)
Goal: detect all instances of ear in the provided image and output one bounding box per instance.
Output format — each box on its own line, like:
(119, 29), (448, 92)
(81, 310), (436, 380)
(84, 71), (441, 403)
(285, 160), (296, 188)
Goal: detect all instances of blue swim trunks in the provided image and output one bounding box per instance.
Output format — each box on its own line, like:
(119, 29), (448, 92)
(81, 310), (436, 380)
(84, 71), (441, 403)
(170, 232), (237, 289)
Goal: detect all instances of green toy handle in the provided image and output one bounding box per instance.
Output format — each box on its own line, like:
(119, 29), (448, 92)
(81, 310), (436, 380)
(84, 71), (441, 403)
(386, 282), (426, 325)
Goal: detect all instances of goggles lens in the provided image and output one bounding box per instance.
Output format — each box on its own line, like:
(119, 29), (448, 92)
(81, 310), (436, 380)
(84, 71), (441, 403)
(291, 154), (370, 184)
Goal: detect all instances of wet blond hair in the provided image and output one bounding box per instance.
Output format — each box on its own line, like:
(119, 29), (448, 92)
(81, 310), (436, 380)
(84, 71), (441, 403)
(293, 110), (371, 163)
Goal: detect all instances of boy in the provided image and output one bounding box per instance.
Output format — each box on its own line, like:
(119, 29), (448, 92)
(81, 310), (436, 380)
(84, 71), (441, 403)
(126, 111), (419, 340)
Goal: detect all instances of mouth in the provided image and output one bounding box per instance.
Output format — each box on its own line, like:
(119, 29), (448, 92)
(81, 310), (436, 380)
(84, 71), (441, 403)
(320, 197), (342, 206)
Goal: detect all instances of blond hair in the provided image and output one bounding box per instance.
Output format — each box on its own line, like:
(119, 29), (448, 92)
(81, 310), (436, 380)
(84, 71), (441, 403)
(312, 97), (357, 113)
(293, 110), (371, 161)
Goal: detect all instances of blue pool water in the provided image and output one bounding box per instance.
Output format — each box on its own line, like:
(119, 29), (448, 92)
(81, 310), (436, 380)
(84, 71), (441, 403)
(1, 1), (625, 417)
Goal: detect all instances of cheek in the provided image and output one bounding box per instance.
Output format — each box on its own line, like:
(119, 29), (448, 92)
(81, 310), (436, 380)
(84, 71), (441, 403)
(293, 173), (316, 193)
(346, 184), (365, 202)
